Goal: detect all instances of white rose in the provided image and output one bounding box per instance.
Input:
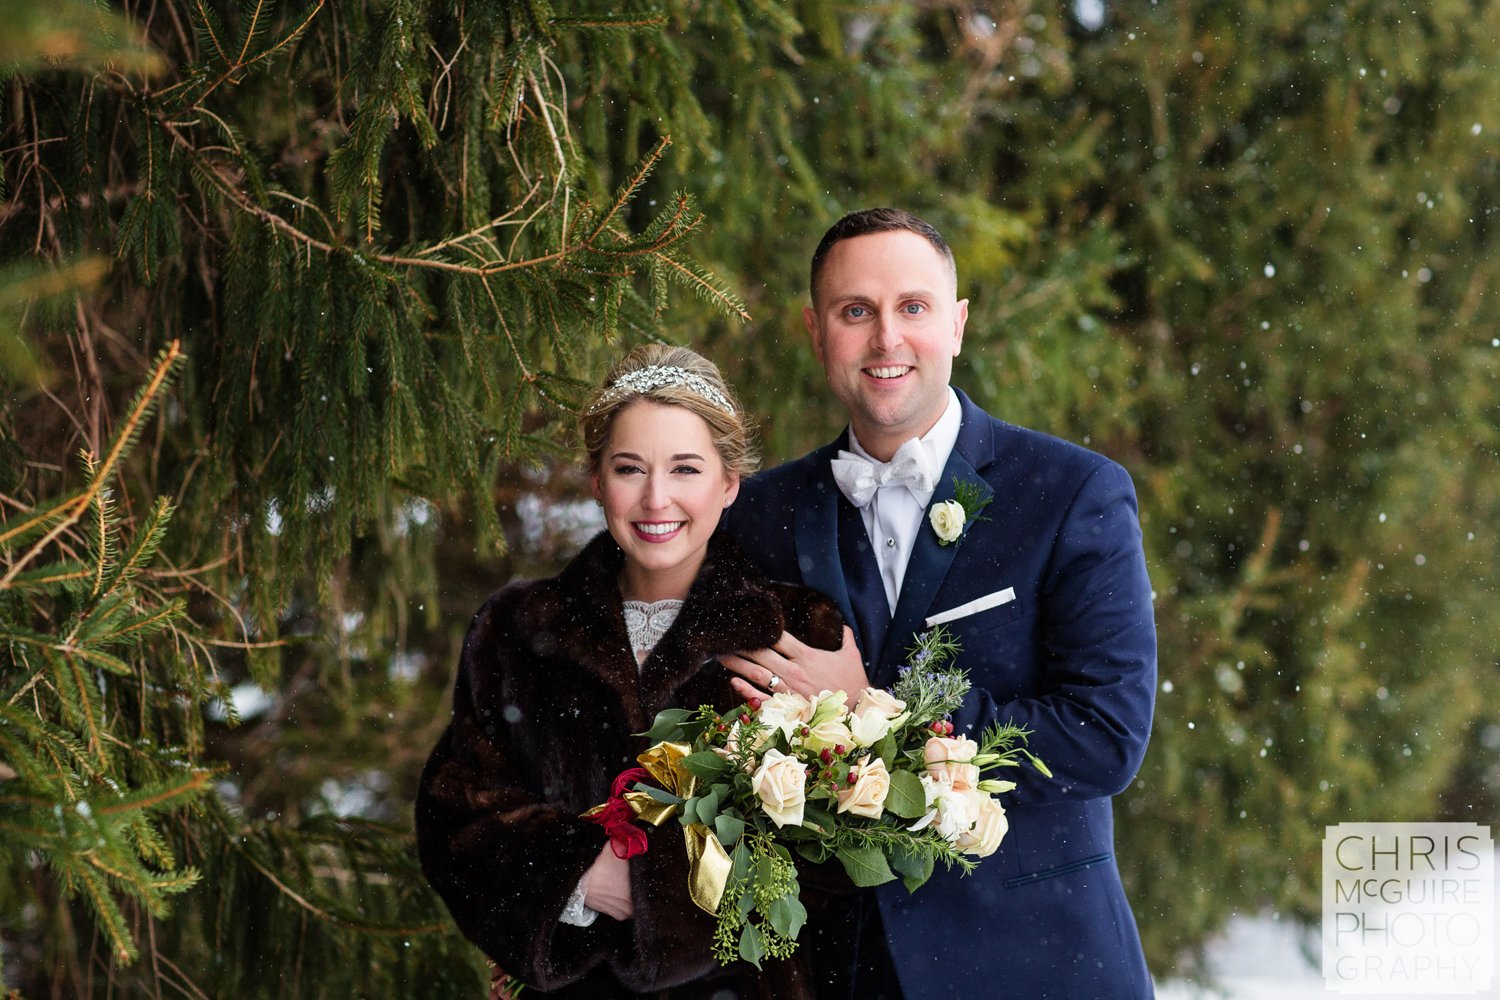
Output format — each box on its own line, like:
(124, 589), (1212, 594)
(923, 735), (979, 766)
(757, 691), (813, 741)
(928, 500), (966, 543)
(836, 758), (892, 820)
(956, 795), (1008, 858)
(801, 717), (854, 753)
(848, 688), (909, 747)
(751, 748), (808, 828)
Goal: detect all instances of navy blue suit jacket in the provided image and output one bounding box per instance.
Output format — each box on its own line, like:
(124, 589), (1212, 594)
(724, 388), (1156, 1000)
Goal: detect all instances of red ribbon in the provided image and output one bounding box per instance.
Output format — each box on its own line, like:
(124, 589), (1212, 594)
(584, 766), (651, 859)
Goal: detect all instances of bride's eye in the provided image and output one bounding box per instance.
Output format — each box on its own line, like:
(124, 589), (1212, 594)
(673, 464), (701, 475)
(613, 463), (643, 475)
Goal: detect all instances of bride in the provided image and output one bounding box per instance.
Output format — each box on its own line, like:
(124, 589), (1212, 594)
(416, 344), (845, 998)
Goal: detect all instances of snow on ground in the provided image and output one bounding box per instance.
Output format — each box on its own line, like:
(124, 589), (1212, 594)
(1157, 847), (1498, 1000)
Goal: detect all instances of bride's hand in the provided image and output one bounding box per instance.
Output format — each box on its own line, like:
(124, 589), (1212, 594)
(720, 626), (867, 708)
(583, 846), (633, 920)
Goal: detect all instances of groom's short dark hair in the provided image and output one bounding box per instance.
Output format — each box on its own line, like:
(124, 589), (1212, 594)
(809, 208), (956, 302)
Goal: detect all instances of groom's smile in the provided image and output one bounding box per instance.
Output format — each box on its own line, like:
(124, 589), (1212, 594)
(804, 229), (968, 461)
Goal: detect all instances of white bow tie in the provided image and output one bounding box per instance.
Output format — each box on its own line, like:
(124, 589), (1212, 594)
(830, 437), (939, 508)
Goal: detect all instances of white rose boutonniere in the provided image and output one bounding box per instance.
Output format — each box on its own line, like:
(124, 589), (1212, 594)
(929, 500), (966, 543)
(929, 477), (993, 547)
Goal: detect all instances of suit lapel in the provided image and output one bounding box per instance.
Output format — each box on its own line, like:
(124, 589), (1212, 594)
(875, 391), (999, 685)
(837, 496), (890, 674)
(793, 444), (857, 635)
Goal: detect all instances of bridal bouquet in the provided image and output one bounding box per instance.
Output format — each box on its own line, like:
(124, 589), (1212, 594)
(590, 628), (1049, 968)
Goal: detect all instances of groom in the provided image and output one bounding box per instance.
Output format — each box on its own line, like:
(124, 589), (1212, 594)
(721, 208), (1156, 999)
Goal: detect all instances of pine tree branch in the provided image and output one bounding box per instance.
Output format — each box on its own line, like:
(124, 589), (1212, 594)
(586, 134), (672, 244)
(650, 251), (752, 322)
(0, 342), (183, 586)
(193, 0), (327, 104)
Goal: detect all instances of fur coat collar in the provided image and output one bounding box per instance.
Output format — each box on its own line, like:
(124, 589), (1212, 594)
(514, 529), (844, 733)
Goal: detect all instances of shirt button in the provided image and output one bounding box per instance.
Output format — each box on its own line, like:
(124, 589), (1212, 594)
(886, 538), (896, 548)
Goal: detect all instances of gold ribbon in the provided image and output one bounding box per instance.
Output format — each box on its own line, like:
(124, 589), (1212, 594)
(583, 740), (733, 915)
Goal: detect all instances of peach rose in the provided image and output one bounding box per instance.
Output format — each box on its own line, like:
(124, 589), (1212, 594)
(751, 748), (808, 828)
(926, 760), (980, 791)
(923, 735), (979, 766)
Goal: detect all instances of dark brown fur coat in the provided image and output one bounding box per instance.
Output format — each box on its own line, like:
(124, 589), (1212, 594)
(416, 530), (844, 998)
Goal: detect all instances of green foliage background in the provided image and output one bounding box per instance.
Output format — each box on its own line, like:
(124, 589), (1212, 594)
(2, 0), (1496, 994)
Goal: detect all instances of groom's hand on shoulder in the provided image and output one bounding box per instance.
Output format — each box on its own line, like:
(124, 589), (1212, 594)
(720, 626), (867, 708)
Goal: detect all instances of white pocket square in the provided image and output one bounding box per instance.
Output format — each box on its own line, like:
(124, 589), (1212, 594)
(925, 587), (1016, 628)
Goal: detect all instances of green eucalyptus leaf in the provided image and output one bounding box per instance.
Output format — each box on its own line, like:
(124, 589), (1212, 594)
(767, 894), (807, 939)
(738, 922), (765, 967)
(714, 813), (745, 847)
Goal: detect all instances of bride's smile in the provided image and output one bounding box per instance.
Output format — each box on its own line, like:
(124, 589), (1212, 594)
(591, 399), (740, 603)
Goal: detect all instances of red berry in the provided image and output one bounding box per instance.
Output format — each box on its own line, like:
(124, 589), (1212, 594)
(847, 771), (858, 785)
(834, 744), (847, 756)
(819, 748), (832, 763)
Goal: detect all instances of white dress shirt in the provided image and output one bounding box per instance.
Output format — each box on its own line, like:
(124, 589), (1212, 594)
(845, 389), (962, 613)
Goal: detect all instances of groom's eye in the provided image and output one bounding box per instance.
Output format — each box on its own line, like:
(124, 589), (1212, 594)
(902, 302), (925, 314)
(845, 305), (869, 319)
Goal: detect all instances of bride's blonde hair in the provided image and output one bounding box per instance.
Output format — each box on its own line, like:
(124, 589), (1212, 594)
(580, 344), (759, 477)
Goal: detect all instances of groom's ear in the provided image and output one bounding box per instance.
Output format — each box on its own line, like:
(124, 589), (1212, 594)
(952, 298), (969, 356)
(802, 305), (825, 365)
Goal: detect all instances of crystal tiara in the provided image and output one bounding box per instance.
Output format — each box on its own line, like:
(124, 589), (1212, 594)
(596, 364), (736, 416)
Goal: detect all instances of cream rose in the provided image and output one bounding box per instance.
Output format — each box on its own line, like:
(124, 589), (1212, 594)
(757, 691), (813, 741)
(929, 500), (966, 543)
(923, 735), (979, 766)
(836, 758), (892, 819)
(956, 795), (1008, 858)
(848, 688), (909, 747)
(751, 748), (808, 828)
